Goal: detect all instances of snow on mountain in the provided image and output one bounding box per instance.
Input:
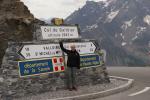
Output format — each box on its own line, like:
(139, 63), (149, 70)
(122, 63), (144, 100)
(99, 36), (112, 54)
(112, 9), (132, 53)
(105, 10), (120, 23)
(87, 24), (98, 29)
(121, 42), (127, 46)
(101, 0), (116, 7)
(82, 24), (98, 32)
(136, 27), (146, 35)
(121, 19), (133, 30)
(132, 35), (138, 41)
(144, 15), (150, 25)
(66, 0), (150, 66)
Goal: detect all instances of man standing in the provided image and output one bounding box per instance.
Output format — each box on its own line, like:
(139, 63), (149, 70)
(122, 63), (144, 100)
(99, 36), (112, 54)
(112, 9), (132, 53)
(59, 41), (80, 91)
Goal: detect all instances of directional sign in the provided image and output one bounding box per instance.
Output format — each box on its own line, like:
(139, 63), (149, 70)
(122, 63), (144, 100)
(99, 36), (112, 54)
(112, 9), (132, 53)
(80, 54), (100, 68)
(64, 42), (96, 55)
(18, 59), (54, 77)
(18, 42), (96, 59)
(18, 57), (65, 77)
(41, 26), (79, 39)
(19, 44), (62, 59)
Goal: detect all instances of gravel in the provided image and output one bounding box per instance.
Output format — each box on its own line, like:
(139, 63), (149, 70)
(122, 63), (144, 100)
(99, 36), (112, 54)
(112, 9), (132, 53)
(14, 78), (127, 100)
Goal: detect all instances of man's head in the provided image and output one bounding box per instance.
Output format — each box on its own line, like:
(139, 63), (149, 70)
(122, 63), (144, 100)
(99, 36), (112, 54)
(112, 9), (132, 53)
(70, 44), (76, 51)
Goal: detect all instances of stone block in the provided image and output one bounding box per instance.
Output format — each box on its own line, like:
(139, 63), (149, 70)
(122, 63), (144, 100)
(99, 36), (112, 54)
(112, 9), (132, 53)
(0, 77), (4, 83)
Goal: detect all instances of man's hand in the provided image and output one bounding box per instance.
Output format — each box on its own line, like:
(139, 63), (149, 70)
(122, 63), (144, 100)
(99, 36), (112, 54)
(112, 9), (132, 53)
(59, 41), (63, 47)
(59, 41), (62, 44)
(77, 66), (80, 69)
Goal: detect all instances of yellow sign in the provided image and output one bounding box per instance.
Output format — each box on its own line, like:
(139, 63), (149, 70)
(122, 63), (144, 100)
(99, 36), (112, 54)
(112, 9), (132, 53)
(51, 18), (64, 25)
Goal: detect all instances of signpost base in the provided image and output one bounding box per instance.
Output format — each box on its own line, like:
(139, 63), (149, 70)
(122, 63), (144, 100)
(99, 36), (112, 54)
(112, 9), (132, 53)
(0, 42), (110, 99)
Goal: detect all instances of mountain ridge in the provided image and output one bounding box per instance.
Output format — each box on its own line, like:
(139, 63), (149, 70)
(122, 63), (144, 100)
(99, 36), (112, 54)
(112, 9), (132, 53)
(66, 0), (150, 66)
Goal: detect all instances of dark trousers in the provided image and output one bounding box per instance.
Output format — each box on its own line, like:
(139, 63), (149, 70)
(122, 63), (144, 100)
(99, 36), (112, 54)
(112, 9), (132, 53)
(66, 67), (77, 88)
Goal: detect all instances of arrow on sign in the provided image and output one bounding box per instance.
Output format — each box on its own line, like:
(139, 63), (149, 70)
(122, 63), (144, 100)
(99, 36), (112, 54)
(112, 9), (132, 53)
(64, 42), (96, 55)
(18, 42), (97, 59)
(18, 44), (62, 59)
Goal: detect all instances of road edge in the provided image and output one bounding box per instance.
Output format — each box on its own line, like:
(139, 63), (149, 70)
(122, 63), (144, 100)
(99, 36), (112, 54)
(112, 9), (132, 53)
(48, 76), (134, 100)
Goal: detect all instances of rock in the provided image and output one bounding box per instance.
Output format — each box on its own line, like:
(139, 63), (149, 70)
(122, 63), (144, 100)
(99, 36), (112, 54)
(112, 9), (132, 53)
(0, 0), (36, 65)
(23, 19), (32, 25)
(7, 78), (18, 83)
(0, 77), (4, 83)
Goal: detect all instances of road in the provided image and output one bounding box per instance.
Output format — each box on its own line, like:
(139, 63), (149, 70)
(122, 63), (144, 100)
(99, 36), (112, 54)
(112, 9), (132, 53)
(94, 67), (150, 100)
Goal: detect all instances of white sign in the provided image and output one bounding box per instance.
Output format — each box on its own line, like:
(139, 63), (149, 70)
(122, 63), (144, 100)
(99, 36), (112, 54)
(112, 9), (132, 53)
(64, 42), (96, 55)
(41, 26), (79, 39)
(19, 44), (62, 59)
(19, 42), (96, 59)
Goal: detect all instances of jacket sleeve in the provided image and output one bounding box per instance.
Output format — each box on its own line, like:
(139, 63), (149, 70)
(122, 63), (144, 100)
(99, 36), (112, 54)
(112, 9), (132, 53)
(77, 52), (80, 69)
(59, 42), (70, 54)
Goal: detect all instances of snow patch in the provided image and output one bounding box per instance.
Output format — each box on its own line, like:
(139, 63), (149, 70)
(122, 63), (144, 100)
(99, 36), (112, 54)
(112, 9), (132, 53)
(66, 18), (72, 22)
(101, 0), (116, 7)
(121, 42), (127, 46)
(120, 33), (123, 37)
(132, 26), (147, 41)
(136, 27), (146, 35)
(103, 1), (111, 7)
(105, 10), (120, 23)
(125, 19), (133, 26)
(122, 35), (125, 39)
(144, 15), (150, 25)
(82, 24), (98, 32)
(132, 35), (138, 41)
(96, 17), (102, 22)
(121, 19), (133, 30)
(120, 33), (125, 39)
(87, 24), (98, 29)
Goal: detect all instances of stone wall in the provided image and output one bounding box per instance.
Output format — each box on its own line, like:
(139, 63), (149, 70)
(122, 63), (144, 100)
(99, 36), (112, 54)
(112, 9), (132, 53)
(0, 0), (36, 65)
(0, 41), (109, 99)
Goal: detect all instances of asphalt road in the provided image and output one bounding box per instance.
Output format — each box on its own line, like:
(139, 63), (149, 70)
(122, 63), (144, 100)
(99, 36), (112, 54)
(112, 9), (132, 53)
(94, 67), (150, 100)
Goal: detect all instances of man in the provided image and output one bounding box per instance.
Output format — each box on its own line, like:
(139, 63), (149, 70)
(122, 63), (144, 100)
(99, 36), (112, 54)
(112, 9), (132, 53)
(59, 41), (80, 91)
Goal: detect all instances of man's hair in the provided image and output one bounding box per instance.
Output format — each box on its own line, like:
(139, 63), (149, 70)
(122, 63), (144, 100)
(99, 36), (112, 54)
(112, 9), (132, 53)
(70, 44), (75, 48)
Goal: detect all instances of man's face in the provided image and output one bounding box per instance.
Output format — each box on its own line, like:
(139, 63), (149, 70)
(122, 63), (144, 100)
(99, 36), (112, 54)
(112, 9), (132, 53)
(71, 45), (76, 51)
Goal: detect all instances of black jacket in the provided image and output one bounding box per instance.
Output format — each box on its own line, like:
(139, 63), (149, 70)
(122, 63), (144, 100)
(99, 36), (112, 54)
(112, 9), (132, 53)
(59, 42), (80, 69)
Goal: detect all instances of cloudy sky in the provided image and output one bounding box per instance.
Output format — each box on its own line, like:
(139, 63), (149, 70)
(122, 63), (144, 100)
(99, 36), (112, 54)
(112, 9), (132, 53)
(21, 0), (106, 19)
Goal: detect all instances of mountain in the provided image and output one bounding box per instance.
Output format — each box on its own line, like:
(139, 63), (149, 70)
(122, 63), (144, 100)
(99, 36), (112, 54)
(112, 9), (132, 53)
(65, 0), (150, 66)
(40, 18), (52, 24)
(0, 0), (39, 65)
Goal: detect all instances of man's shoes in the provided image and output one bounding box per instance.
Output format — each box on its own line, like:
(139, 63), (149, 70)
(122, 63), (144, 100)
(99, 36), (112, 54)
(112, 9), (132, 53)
(68, 88), (73, 91)
(72, 86), (77, 91)
(67, 87), (78, 91)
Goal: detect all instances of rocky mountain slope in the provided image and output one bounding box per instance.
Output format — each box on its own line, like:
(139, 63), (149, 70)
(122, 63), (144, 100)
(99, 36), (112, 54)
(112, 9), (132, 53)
(0, 0), (37, 65)
(66, 0), (150, 66)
